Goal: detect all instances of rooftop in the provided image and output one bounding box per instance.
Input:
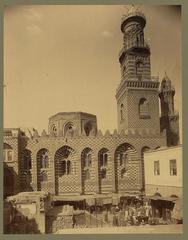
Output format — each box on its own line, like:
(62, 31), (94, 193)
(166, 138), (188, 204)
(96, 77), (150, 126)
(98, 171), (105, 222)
(49, 112), (96, 120)
(144, 144), (182, 154)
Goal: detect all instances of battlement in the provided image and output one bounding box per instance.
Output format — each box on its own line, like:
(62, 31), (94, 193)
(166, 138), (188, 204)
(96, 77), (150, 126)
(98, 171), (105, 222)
(28, 128), (165, 140)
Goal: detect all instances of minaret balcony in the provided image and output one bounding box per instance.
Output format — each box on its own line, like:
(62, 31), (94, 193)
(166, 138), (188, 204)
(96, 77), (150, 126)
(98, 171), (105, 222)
(116, 78), (160, 98)
(119, 42), (150, 63)
(121, 11), (146, 32)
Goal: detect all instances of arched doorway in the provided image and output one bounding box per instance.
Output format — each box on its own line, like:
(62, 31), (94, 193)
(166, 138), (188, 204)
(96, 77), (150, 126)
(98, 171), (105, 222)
(98, 148), (110, 193)
(81, 148), (94, 194)
(114, 143), (138, 193)
(36, 148), (49, 191)
(55, 146), (76, 195)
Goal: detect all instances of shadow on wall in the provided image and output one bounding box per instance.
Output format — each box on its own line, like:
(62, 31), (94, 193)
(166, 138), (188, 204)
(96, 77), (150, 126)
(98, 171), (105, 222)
(4, 163), (17, 199)
(4, 201), (41, 234)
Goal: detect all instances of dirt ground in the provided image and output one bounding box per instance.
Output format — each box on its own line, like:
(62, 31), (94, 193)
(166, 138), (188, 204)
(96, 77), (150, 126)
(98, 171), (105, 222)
(56, 224), (183, 234)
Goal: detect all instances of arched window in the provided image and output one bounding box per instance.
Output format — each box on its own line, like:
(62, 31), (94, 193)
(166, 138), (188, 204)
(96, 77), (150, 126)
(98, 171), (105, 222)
(136, 61), (143, 81)
(81, 148), (93, 182)
(120, 103), (124, 121)
(119, 153), (128, 166)
(139, 98), (150, 119)
(3, 143), (13, 162)
(84, 153), (92, 167)
(37, 149), (49, 169)
(41, 152), (49, 168)
(98, 148), (109, 182)
(51, 124), (58, 136)
(7, 150), (12, 161)
(64, 122), (74, 137)
(99, 153), (108, 167)
(84, 121), (93, 136)
(55, 146), (75, 177)
(59, 160), (72, 175)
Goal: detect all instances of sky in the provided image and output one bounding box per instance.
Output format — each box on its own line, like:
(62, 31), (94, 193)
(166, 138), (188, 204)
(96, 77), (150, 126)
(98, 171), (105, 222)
(4, 5), (182, 140)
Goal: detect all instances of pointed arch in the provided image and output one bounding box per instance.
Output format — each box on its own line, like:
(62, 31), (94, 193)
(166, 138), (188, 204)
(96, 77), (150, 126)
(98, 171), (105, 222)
(120, 103), (124, 121)
(114, 143), (137, 192)
(36, 148), (49, 191)
(81, 147), (94, 194)
(64, 122), (74, 137)
(54, 145), (76, 194)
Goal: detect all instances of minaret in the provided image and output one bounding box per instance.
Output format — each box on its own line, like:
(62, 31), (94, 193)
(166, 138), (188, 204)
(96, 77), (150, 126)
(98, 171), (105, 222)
(159, 73), (179, 146)
(116, 6), (160, 134)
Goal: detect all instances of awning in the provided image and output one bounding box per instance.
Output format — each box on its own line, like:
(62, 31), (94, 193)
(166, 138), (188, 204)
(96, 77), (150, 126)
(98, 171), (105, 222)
(85, 198), (95, 206)
(147, 195), (178, 202)
(53, 195), (85, 202)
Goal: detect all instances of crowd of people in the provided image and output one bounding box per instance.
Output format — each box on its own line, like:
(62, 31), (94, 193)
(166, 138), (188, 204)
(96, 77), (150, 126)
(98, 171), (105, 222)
(101, 201), (153, 226)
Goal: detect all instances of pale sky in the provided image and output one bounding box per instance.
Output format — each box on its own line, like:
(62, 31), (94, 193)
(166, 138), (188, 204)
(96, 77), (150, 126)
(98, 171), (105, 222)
(4, 5), (182, 140)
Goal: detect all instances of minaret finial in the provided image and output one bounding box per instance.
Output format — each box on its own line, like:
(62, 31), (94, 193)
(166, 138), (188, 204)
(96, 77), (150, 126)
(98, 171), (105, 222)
(123, 4), (141, 14)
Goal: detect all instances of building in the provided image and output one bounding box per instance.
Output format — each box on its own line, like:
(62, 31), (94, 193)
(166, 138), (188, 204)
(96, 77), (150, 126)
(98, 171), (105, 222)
(144, 145), (182, 198)
(3, 7), (179, 207)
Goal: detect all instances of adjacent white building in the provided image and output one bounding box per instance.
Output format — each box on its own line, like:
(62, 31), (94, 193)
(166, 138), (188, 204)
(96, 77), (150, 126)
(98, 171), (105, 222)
(144, 145), (182, 198)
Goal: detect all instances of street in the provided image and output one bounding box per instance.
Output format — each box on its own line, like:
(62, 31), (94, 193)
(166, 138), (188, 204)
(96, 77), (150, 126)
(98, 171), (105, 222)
(56, 224), (183, 234)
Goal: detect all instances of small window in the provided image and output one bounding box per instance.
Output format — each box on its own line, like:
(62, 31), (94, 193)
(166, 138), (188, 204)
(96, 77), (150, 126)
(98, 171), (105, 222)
(139, 98), (150, 119)
(170, 159), (177, 175)
(52, 124), (57, 135)
(84, 121), (93, 136)
(136, 61), (143, 80)
(64, 122), (74, 137)
(100, 153), (108, 167)
(120, 104), (124, 121)
(7, 150), (13, 161)
(154, 161), (160, 175)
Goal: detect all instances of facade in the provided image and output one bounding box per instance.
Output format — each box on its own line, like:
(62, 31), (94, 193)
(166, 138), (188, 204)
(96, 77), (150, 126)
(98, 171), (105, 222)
(3, 9), (179, 200)
(144, 145), (182, 198)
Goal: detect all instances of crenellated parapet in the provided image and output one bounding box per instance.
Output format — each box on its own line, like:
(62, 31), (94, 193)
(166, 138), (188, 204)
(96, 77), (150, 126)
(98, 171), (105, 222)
(28, 127), (165, 141)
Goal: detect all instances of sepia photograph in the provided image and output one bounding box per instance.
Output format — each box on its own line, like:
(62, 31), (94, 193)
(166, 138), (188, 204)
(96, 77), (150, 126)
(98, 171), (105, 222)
(3, 4), (182, 234)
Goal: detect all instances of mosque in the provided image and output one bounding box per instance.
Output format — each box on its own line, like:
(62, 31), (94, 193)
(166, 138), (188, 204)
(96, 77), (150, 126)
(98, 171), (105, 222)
(3, 7), (179, 201)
